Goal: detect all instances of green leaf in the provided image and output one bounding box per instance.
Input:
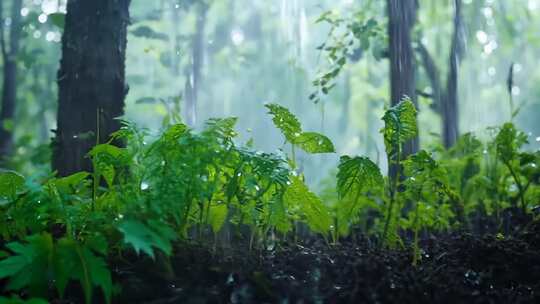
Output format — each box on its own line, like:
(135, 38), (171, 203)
(284, 176), (331, 234)
(49, 13), (65, 29)
(295, 132), (335, 154)
(495, 122), (527, 164)
(54, 238), (112, 304)
(0, 234), (53, 297)
(88, 144), (128, 160)
(163, 124), (188, 142)
(117, 219), (176, 259)
(207, 204), (228, 233)
(265, 103), (302, 143)
(0, 170), (25, 198)
(52, 172), (90, 192)
(381, 97), (418, 155)
(0, 297), (49, 304)
(337, 156), (383, 199)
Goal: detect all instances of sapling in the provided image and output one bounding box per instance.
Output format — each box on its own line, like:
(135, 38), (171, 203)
(380, 97), (418, 247)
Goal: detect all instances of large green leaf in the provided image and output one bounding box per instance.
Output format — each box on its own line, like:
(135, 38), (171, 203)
(52, 171), (90, 193)
(265, 103), (302, 143)
(207, 204), (228, 233)
(0, 234), (53, 297)
(54, 238), (112, 304)
(117, 219), (176, 259)
(337, 156), (383, 199)
(381, 97), (418, 154)
(0, 170), (25, 198)
(284, 176), (331, 234)
(295, 132), (335, 154)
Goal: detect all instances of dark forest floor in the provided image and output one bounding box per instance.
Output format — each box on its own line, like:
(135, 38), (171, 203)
(101, 221), (540, 304)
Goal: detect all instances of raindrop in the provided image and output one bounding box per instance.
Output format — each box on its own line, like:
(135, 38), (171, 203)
(487, 67), (496, 76)
(511, 86), (520, 96)
(20, 8), (29, 17)
(141, 182), (149, 190)
(536, 136), (540, 142)
(483, 7), (493, 18)
(231, 29), (245, 46)
(33, 30), (42, 39)
(46, 31), (55, 42)
(476, 31), (488, 44)
(38, 13), (48, 24)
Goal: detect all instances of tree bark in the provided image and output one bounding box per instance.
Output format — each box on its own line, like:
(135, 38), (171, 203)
(0, 0), (23, 160)
(442, 0), (462, 148)
(387, 0), (419, 156)
(417, 0), (462, 149)
(53, 0), (131, 176)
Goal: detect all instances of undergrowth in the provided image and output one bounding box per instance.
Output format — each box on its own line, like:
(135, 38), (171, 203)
(0, 99), (539, 303)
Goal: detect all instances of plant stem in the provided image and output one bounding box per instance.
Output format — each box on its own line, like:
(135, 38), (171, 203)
(506, 162), (527, 214)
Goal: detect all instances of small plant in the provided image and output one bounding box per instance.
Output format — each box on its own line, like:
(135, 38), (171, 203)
(380, 97), (418, 246)
(1, 101), (539, 302)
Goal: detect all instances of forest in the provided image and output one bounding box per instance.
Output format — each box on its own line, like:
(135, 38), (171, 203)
(0, 0), (539, 303)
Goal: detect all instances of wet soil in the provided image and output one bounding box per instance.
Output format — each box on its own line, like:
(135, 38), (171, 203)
(113, 221), (540, 304)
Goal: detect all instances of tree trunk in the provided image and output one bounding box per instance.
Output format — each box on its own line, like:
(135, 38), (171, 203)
(442, 0), (462, 148)
(387, 0), (419, 156)
(53, 0), (131, 176)
(0, 0), (23, 160)
(417, 0), (462, 149)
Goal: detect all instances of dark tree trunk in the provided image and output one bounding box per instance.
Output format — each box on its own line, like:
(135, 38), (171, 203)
(442, 0), (462, 148)
(53, 0), (131, 177)
(0, 0), (23, 160)
(417, 0), (462, 149)
(387, 0), (419, 156)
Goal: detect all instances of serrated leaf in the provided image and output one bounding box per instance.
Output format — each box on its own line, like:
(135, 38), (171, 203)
(0, 170), (25, 198)
(265, 103), (302, 142)
(117, 220), (176, 259)
(0, 234), (53, 297)
(495, 122), (527, 164)
(295, 132), (335, 154)
(381, 97), (418, 154)
(54, 238), (112, 304)
(284, 176), (331, 234)
(337, 156), (383, 199)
